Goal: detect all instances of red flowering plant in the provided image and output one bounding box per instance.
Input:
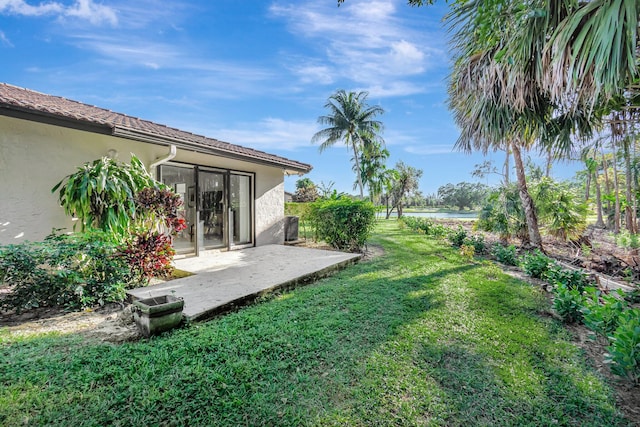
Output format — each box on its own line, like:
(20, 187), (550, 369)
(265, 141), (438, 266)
(120, 187), (186, 283)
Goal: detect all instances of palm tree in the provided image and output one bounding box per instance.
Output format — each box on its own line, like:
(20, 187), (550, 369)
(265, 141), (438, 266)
(312, 90), (385, 198)
(448, 47), (547, 249)
(354, 140), (396, 203)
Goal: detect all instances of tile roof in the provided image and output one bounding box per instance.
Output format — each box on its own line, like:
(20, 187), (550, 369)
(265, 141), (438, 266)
(0, 83), (312, 173)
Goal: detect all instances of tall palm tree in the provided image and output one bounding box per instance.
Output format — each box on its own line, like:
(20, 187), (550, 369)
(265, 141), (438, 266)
(448, 46), (547, 249)
(312, 90), (385, 198)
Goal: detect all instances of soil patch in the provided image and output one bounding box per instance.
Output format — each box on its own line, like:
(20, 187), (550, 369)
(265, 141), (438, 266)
(1, 303), (140, 343)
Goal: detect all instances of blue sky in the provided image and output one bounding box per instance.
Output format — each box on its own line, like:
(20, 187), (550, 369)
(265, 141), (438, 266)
(0, 0), (581, 196)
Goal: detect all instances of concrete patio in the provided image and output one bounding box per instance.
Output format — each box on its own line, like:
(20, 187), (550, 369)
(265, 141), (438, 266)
(127, 244), (361, 321)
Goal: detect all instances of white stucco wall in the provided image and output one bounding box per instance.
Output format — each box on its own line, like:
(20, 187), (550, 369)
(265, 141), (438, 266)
(0, 115), (287, 246)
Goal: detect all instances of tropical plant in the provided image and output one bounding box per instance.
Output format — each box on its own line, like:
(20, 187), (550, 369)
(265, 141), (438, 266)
(52, 155), (160, 237)
(544, 263), (590, 293)
(476, 184), (527, 244)
(312, 90), (385, 198)
(520, 250), (551, 279)
(531, 177), (587, 241)
(492, 244), (518, 266)
(581, 289), (628, 338)
(605, 308), (640, 384)
(552, 283), (585, 324)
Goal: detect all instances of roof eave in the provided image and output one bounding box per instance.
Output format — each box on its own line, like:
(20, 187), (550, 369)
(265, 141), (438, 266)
(0, 103), (313, 174)
(112, 126), (313, 174)
(0, 104), (112, 136)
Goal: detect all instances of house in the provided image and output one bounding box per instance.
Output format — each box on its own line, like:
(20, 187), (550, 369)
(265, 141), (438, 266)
(284, 191), (295, 203)
(0, 83), (312, 255)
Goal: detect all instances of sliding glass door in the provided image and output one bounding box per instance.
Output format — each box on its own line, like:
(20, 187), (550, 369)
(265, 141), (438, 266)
(159, 164), (196, 255)
(229, 173), (252, 246)
(160, 163), (253, 254)
(198, 170), (225, 249)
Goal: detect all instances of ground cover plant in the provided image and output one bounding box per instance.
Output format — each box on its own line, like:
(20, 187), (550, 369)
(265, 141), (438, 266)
(0, 221), (632, 426)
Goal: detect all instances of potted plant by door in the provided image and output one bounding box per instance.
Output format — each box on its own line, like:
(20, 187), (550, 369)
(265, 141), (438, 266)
(132, 294), (184, 337)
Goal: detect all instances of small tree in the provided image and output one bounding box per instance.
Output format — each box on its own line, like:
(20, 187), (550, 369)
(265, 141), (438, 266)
(293, 178), (319, 202)
(385, 161), (423, 218)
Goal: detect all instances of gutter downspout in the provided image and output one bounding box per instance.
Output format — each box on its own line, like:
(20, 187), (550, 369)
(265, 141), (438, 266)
(149, 144), (177, 179)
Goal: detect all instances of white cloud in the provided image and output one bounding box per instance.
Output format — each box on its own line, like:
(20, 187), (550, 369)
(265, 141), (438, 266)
(212, 118), (318, 151)
(269, 0), (446, 95)
(0, 30), (13, 46)
(0, 0), (63, 16)
(65, 0), (117, 26)
(404, 144), (455, 155)
(290, 62), (334, 85)
(0, 0), (117, 25)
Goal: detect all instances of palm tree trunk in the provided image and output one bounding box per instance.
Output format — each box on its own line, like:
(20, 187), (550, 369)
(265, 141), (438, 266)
(623, 130), (636, 233)
(352, 143), (364, 198)
(503, 143), (510, 186)
(594, 171), (606, 228)
(611, 133), (621, 234)
(512, 142), (543, 250)
(601, 148), (612, 216)
(611, 130), (620, 234)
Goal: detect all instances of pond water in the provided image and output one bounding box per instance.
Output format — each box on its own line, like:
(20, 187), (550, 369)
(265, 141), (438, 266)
(379, 211), (479, 219)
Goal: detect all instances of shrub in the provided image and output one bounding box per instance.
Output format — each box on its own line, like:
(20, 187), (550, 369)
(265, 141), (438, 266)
(520, 250), (551, 279)
(552, 283), (584, 324)
(545, 263), (590, 293)
(605, 308), (640, 384)
(581, 289), (628, 337)
(120, 232), (175, 283)
(448, 226), (467, 248)
(464, 234), (485, 254)
(118, 187), (187, 282)
(492, 244), (518, 266)
(401, 217), (435, 235)
(0, 231), (131, 312)
(459, 244), (475, 260)
(399, 217), (454, 239)
(308, 197), (376, 252)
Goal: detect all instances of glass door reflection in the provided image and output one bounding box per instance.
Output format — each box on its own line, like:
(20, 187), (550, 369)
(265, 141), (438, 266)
(198, 170), (225, 248)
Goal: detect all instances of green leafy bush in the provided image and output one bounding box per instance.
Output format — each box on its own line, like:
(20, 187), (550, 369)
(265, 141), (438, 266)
(581, 289), (628, 337)
(552, 283), (584, 323)
(0, 231), (131, 312)
(520, 250), (551, 279)
(605, 308), (640, 384)
(400, 217), (434, 234)
(308, 196), (376, 252)
(464, 234), (485, 254)
(545, 263), (590, 292)
(492, 244), (518, 266)
(448, 226), (467, 248)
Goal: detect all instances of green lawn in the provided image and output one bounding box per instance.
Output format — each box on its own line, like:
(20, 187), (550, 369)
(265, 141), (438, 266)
(0, 221), (629, 426)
